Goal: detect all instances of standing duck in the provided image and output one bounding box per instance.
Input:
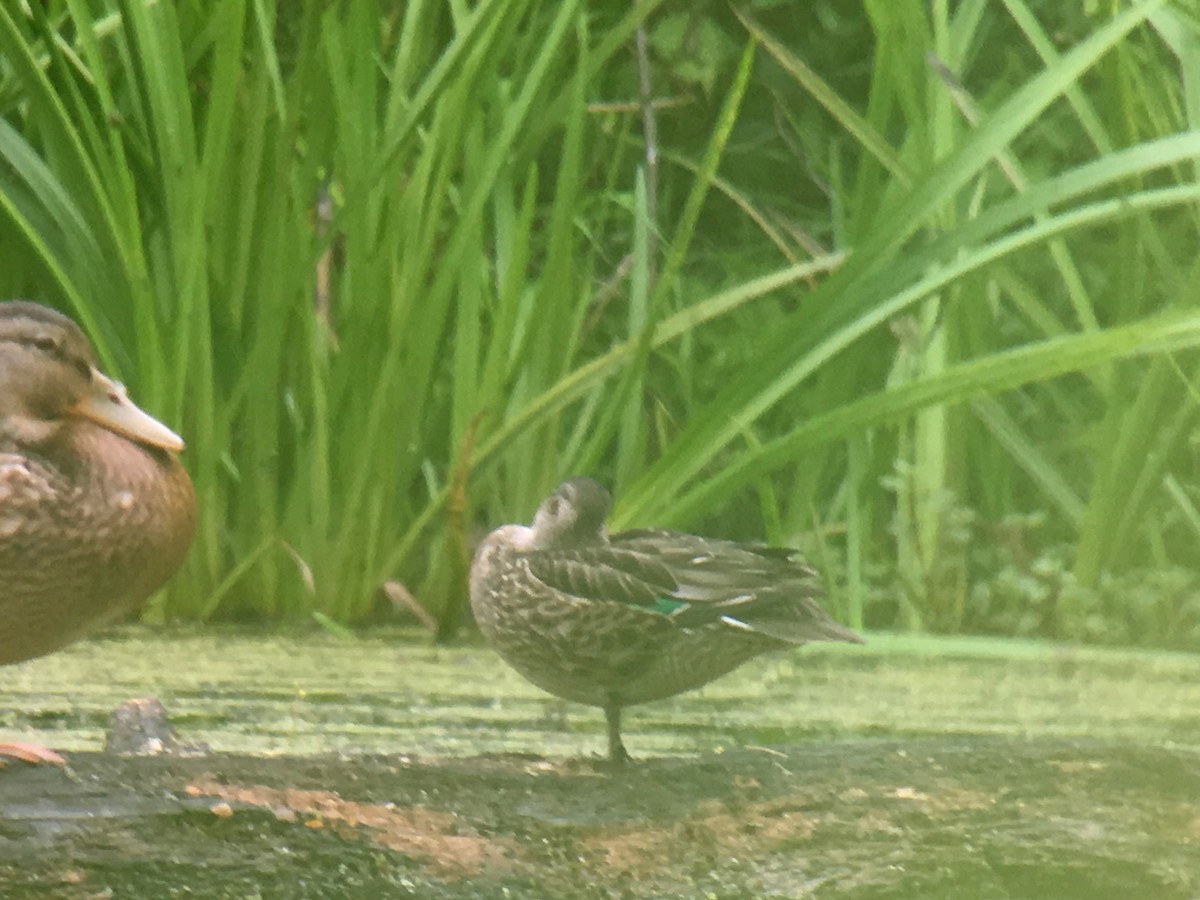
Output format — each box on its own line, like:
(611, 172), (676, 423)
(0, 301), (195, 764)
(470, 477), (863, 763)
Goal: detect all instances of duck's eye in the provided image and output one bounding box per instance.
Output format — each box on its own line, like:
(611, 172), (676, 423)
(34, 334), (91, 380)
(31, 335), (60, 354)
(545, 498), (561, 517)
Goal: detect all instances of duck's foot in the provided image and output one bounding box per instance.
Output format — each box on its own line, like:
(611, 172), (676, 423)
(604, 704), (632, 766)
(0, 743), (67, 767)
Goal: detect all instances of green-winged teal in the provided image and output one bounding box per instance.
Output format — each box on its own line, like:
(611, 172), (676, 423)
(470, 477), (863, 763)
(0, 301), (195, 764)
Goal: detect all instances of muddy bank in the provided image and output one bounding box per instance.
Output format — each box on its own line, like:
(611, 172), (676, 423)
(1, 736), (1196, 898)
(1, 630), (1198, 896)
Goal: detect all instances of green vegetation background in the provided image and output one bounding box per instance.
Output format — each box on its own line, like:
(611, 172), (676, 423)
(3, 0), (1200, 649)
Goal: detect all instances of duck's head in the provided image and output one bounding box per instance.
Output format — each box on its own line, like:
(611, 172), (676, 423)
(530, 477), (611, 548)
(0, 301), (184, 453)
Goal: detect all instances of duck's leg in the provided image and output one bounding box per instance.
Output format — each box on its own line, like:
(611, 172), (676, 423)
(0, 743), (67, 767)
(604, 703), (630, 764)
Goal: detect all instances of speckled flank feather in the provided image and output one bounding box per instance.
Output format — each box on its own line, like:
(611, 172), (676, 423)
(470, 477), (863, 762)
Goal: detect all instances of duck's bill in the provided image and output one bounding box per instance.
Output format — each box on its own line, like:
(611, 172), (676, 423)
(71, 369), (185, 453)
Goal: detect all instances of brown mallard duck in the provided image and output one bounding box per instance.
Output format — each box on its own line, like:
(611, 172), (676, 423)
(0, 301), (195, 764)
(470, 477), (863, 763)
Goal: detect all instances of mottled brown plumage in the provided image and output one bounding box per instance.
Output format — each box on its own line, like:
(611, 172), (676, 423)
(0, 301), (194, 763)
(470, 477), (863, 763)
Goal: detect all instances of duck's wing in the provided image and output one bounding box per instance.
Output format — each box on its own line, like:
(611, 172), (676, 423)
(611, 528), (817, 599)
(610, 528), (863, 645)
(523, 544), (680, 611)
